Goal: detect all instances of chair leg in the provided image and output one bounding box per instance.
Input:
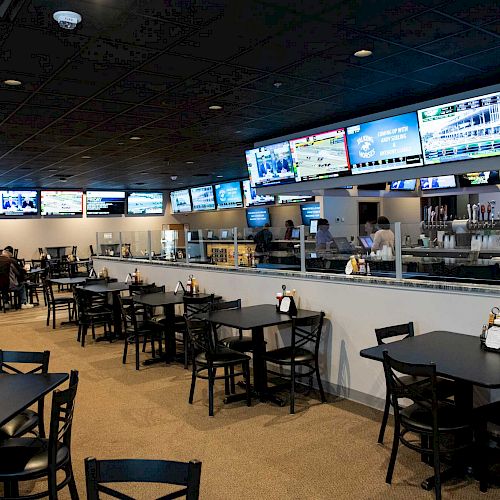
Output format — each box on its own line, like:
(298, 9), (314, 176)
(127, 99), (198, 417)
(315, 362), (326, 403)
(66, 462), (79, 500)
(230, 365), (236, 394)
(432, 433), (442, 500)
(52, 306), (56, 329)
(378, 392), (391, 444)
(224, 366), (230, 396)
(135, 333), (140, 370)
(46, 305), (50, 326)
(48, 470), (57, 500)
(189, 367), (196, 404)
(290, 362), (295, 414)
(123, 336), (129, 364)
(184, 334), (189, 369)
(208, 367), (215, 417)
(81, 325), (87, 347)
(244, 362), (251, 407)
(91, 323), (96, 340)
(5, 480), (19, 497)
(386, 419), (400, 484)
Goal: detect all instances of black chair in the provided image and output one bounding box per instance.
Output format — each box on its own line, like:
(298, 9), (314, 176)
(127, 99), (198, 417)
(13, 248), (19, 259)
(0, 350), (50, 439)
(75, 288), (114, 347)
(89, 245), (96, 257)
(262, 312), (326, 414)
(186, 317), (251, 417)
(382, 352), (472, 500)
(25, 268), (48, 307)
(84, 457), (202, 500)
(71, 246), (77, 257)
(375, 322), (456, 444)
(42, 278), (76, 329)
(0, 370), (79, 499)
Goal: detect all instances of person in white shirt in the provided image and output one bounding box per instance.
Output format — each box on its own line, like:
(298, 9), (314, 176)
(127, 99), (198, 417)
(371, 216), (395, 252)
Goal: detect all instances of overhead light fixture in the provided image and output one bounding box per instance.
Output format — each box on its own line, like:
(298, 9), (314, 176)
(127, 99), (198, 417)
(129, 136), (141, 140)
(186, 161), (194, 164)
(170, 175), (178, 181)
(354, 49), (372, 58)
(273, 81), (283, 88)
(208, 105), (222, 110)
(117, 142), (124, 145)
(53, 11), (82, 30)
(4, 79), (22, 86)
(81, 155), (91, 159)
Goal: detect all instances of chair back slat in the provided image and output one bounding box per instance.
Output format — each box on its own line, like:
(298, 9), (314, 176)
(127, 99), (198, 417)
(375, 322), (414, 345)
(42, 278), (56, 305)
(291, 313), (325, 354)
(85, 457), (201, 500)
(184, 295), (214, 320)
(0, 349), (50, 374)
(185, 318), (215, 354)
(210, 299), (241, 312)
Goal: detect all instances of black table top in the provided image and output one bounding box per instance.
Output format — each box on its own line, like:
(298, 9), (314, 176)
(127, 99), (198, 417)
(133, 291), (217, 307)
(81, 282), (129, 293)
(208, 304), (321, 330)
(360, 331), (500, 389)
(49, 277), (87, 285)
(0, 373), (68, 427)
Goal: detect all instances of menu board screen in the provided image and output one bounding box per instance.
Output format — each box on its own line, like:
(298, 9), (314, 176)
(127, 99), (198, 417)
(41, 191), (83, 216)
(290, 128), (350, 181)
(190, 185), (216, 211)
(170, 189), (192, 213)
(246, 207), (270, 228)
(86, 191), (125, 216)
(300, 203), (321, 225)
(347, 112), (423, 174)
(418, 91), (500, 165)
(127, 192), (163, 215)
(278, 195), (315, 204)
(420, 175), (456, 190)
(459, 171), (500, 187)
(246, 141), (295, 186)
(242, 180), (275, 206)
(0, 191), (38, 216)
(214, 181), (243, 209)
(390, 179), (417, 191)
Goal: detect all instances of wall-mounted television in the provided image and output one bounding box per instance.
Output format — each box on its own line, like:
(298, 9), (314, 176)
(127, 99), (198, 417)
(242, 179), (275, 206)
(420, 175), (456, 190)
(458, 171), (500, 187)
(86, 191), (125, 216)
(357, 183), (387, 191)
(246, 207), (270, 228)
(290, 128), (350, 182)
(300, 202), (321, 225)
(277, 195), (315, 204)
(347, 112), (423, 175)
(246, 141), (295, 187)
(127, 192), (164, 215)
(418, 91), (500, 165)
(170, 189), (192, 213)
(0, 190), (38, 216)
(190, 185), (216, 211)
(390, 179), (417, 191)
(41, 191), (83, 216)
(214, 181), (243, 209)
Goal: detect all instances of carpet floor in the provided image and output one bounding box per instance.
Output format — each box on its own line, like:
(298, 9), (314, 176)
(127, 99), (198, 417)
(0, 305), (498, 499)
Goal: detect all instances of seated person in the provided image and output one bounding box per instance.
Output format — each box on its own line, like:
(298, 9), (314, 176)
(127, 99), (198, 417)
(1, 246), (33, 309)
(371, 216), (395, 252)
(315, 218), (334, 251)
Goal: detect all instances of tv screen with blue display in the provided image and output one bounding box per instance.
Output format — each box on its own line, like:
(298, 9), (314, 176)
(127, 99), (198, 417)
(300, 203), (321, 225)
(0, 190), (38, 216)
(214, 181), (243, 209)
(242, 180), (275, 206)
(127, 192), (164, 215)
(390, 179), (417, 191)
(458, 171), (500, 187)
(170, 189), (192, 213)
(420, 175), (456, 190)
(246, 207), (270, 228)
(347, 112), (423, 175)
(41, 191), (83, 216)
(190, 185), (216, 211)
(86, 191), (125, 216)
(246, 141), (295, 187)
(418, 91), (500, 165)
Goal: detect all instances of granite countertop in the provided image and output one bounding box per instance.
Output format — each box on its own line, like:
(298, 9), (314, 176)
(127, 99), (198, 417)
(94, 256), (500, 296)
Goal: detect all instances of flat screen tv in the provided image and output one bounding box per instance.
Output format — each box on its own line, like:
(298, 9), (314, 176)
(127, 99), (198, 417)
(390, 179), (417, 191)
(86, 191), (125, 216)
(458, 171), (500, 187)
(246, 207), (270, 228)
(242, 179), (275, 206)
(300, 203), (321, 225)
(170, 189), (192, 213)
(0, 190), (38, 216)
(245, 141), (295, 187)
(127, 192), (164, 215)
(420, 175), (456, 190)
(41, 191), (83, 216)
(346, 112), (423, 175)
(190, 185), (216, 211)
(278, 195), (315, 204)
(418, 91), (500, 165)
(290, 128), (350, 182)
(357, 183), (387, 191)
(214, 181), (243, 209)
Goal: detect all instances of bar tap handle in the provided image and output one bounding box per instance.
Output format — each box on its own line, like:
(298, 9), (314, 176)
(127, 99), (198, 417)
(467, 203), (471, 223)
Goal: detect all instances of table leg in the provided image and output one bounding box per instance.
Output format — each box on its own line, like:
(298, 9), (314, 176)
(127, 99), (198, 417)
(95, 291), (122, 342)
(142, 304), (176, 366)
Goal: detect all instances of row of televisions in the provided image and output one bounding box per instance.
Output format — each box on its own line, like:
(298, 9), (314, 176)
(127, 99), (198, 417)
(245, 89), (500, 187)
(0, 190), (164, 217)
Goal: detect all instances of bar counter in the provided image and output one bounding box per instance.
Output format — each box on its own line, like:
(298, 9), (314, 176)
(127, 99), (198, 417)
(94, 256), (500, 409)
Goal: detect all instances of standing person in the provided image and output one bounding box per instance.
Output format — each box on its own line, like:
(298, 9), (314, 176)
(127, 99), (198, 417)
(1, 246), (33, 309)
(253, 223), (273, 263)
(284, 219), (295, 240)
(371, 216), (395, 252)
(315, 218), (334, 251)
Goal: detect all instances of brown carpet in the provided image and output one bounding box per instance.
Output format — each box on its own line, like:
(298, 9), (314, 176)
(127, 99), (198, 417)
(0, 305), (498, 499)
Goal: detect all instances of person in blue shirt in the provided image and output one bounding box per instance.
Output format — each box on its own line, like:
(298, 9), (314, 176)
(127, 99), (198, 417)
(315, 218), (334, 251)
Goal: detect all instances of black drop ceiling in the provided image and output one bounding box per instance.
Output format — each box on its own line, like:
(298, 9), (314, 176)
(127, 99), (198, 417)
(0, 0), (499, 190)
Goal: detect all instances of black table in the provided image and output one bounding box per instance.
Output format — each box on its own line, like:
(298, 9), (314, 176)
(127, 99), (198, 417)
(0, 373), (68, 427)
(46, 246), (70, 259)
(208, 304), (321, 404)
(133, 292), (220, 365)
(49, 277), (87, 286)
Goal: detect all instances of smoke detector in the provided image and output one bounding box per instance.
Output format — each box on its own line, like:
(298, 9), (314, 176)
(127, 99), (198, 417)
(53, 11), (82, 30)
(170, 175), (178, 181)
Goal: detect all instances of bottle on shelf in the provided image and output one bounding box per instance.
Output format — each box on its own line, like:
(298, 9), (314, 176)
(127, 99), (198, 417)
(186, 275), (192, 295)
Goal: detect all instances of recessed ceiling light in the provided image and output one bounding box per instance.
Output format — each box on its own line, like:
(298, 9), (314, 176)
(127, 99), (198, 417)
(117, 142), (124, 145)
(48, 169), (58, 172)
(81, 155), (91, 159)
(171, 176), (178, 181)
(60, 179), (68, 183)
(139, 172), (148, 175)
(129, 136), (142, 140)
(354, 49), (372, 58)
(4, 79), (22, 86)
(217, 175), (224, 178)
(273, 81), (283, 88)
(186, 161), (194, 164)
(208, 105), (222, 110)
